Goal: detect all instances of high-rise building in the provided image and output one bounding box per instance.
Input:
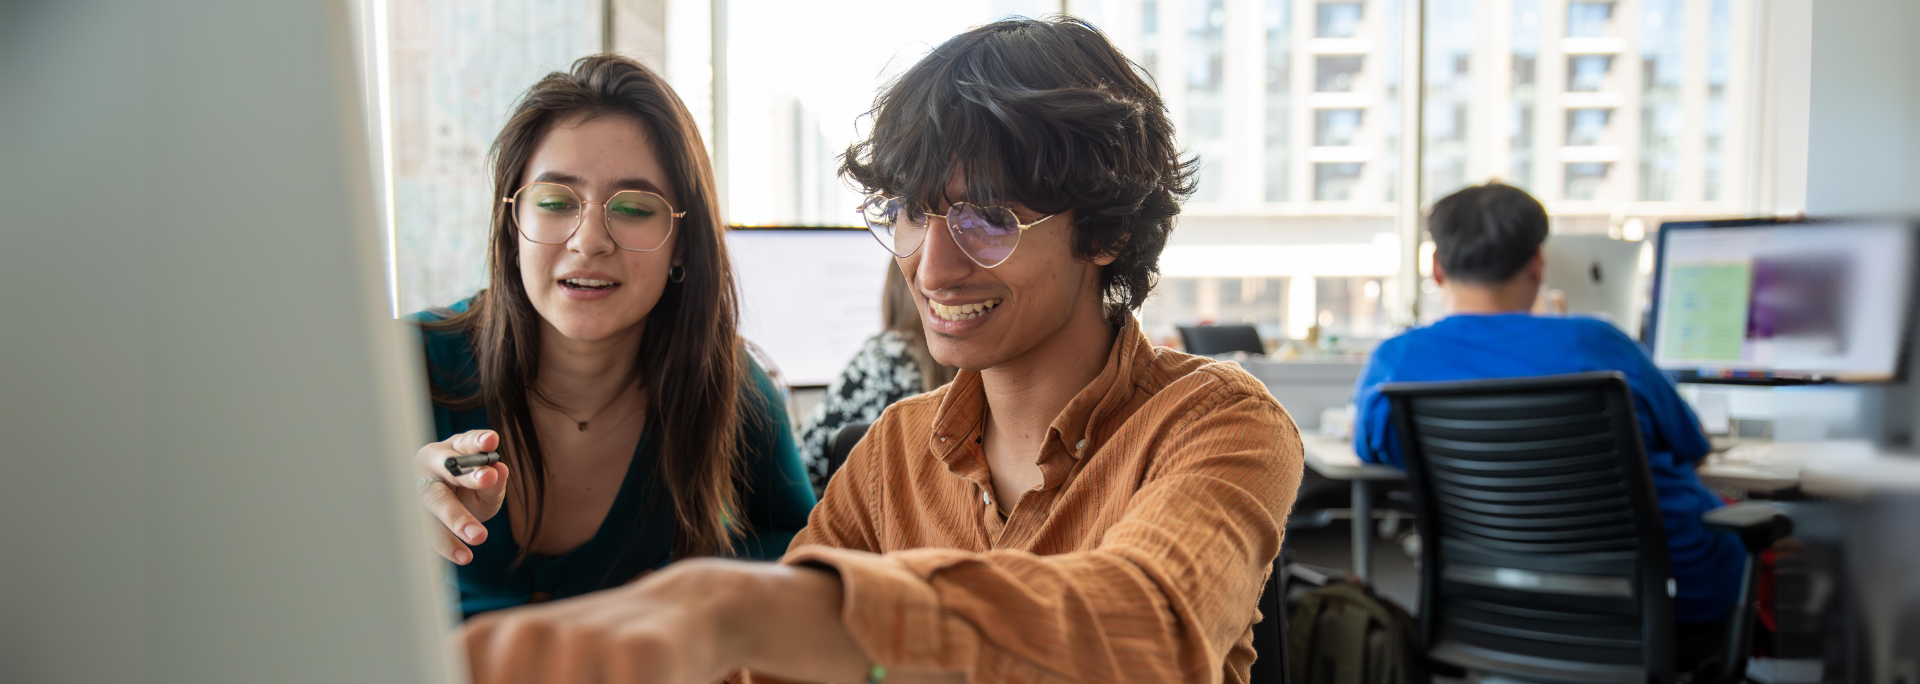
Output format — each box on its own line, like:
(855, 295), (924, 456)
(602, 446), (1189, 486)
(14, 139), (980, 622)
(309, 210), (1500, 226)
(1074, 0), (1756, 344)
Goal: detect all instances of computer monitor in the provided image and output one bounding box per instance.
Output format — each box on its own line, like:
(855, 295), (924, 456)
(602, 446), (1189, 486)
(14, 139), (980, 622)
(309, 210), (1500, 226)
(1648, 218), (1918, 383)
(1540, 234), (1649, 337)
(1178, 324), (1267, 356)
(727, 228), (894, 386)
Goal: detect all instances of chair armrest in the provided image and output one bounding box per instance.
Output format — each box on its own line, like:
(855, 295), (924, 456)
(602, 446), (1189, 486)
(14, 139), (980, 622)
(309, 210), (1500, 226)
(1284, 562), (1346, 588)
(1702, 501), (1794, 553)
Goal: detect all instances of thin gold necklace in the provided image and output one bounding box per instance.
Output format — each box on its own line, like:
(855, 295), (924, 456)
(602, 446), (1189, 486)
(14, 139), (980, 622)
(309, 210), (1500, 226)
(536, 382), (634, 432)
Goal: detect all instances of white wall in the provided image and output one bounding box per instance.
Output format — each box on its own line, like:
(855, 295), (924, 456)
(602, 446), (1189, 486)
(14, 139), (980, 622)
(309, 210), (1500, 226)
(1805, 0), (1920, 216)
(0, 1), (454, 682)
(1800, 0), (1920, 446)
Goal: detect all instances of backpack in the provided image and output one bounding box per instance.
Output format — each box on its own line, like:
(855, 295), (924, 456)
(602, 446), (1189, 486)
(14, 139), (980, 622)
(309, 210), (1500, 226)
(1286, 582), (1428, 684)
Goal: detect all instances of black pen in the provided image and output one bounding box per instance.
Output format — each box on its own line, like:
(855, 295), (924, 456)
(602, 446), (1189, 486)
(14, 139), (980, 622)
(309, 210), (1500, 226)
(445, 451), (502, 477)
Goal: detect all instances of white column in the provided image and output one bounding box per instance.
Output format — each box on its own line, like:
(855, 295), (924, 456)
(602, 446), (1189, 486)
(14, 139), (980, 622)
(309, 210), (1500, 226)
(1288, 275), (1320, 338)
(1394, 0), (1425, 326)
(1536, 0), (1566, 201)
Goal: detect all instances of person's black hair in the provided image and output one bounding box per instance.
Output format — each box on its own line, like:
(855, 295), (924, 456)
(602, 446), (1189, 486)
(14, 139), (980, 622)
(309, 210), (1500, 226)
(1427, 182), (1550, 284)
(839, 15), (1196, 319)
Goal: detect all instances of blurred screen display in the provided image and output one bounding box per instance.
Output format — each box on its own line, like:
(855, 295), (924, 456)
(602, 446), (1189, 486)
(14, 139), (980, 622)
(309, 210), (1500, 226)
(727, 229), (892, 387)
(1652, 220), (1915, 381)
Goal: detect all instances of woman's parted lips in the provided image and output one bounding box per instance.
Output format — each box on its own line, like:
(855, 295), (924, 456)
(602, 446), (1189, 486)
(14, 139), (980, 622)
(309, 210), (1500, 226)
(558, 270), (621, 289)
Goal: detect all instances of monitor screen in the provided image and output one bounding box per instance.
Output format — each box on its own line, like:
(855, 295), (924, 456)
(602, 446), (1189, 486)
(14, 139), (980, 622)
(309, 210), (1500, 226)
(1649, 218), (1916, 383)
(727, 228), (894, 387)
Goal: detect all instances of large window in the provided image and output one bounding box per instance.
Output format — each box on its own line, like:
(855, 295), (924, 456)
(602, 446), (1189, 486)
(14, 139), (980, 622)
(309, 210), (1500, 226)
(372, 0), (1769, 349)
(1078, 0), (1406, 348)
(717, 0), (1059, 227)
(1074, 0), (1758, 348)
(384, 0), (605, 314)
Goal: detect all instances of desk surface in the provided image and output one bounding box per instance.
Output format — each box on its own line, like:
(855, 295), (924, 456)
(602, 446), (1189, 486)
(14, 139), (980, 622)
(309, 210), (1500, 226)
(1694, 440), (1913, 496)
(1796, 447), (1920, 497)
(1299, 434), (1406, 481)
(1301, 434), (1918, 495)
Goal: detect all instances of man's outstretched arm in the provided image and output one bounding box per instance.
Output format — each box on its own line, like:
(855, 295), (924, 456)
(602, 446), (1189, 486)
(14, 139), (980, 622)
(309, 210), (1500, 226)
(461, 557), (965, 684)
(461, 387), (1301, 684)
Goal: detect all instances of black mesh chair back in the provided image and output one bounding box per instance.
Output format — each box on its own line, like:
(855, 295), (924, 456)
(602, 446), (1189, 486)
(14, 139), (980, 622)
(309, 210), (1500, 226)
(1178, 325), (1266, 355)
(1382, 372), (1676, 684)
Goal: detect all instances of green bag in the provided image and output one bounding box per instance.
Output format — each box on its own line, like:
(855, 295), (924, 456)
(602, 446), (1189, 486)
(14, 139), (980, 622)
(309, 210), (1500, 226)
(1286, 582), (1428, 684)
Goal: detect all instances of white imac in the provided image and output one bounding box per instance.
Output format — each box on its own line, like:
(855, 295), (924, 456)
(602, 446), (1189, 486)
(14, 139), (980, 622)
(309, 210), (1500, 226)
(1649, 218), (1918, 383)
(1540, 234), (1649, 337)
(3, 2), (457, 681)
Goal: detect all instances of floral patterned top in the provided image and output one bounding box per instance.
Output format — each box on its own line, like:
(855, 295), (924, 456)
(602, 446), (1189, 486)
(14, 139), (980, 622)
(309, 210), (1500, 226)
(796, 330), (928, 496)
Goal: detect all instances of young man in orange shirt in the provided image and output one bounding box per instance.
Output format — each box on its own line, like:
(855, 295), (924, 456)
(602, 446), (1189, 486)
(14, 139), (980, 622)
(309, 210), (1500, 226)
(461, 17), (1304, 684)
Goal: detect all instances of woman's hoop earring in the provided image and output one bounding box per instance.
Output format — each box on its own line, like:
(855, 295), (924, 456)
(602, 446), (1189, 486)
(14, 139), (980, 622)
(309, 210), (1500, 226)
(668, 265), (687, 283)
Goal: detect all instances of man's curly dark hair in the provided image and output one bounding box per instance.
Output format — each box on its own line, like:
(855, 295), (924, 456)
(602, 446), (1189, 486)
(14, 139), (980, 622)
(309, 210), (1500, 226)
(839, 16), (1197, 321)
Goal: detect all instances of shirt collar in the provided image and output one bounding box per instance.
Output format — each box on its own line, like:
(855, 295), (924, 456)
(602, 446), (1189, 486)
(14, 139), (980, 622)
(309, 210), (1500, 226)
(926, 315), (1151, 464)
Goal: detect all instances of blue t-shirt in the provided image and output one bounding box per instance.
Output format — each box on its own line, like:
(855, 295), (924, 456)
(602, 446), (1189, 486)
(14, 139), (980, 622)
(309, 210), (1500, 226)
(410, 299), (816, 618)
(1353, 313), (1743, 625)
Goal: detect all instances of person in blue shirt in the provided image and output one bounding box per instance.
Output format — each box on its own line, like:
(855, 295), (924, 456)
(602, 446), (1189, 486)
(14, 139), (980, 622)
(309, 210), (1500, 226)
(405, 55), (815, 618)
(1353, 182), (1745, 658)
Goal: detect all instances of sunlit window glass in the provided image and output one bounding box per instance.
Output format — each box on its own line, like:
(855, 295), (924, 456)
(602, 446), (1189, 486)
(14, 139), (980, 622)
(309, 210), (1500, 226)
(1567, 55), (1611, 92)
(1317, 2), (1362, 38)
(1316, 109), (1365, 146)
(1566, 108), (1612, 146)
(720, 1), (1055, 227)
(1567, 0), (1614, 38)
(1265, 0), (1293, 201)
(1316, 55), (1364, 91)
(386, 0), (602, 313)
(1508, 0), (1540, 191)
(1640, 0), (1684, 201)
(1187, 0), (1228, 201)
(1705, 0), (1731, 200)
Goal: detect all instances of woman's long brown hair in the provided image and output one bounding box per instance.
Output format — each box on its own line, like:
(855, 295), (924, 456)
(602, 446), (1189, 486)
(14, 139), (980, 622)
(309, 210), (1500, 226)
(421, 55), (742, 561)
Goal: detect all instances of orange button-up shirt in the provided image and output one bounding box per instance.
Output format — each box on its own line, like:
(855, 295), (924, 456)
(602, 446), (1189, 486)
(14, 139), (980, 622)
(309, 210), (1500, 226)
(780, 317), (1303, 684)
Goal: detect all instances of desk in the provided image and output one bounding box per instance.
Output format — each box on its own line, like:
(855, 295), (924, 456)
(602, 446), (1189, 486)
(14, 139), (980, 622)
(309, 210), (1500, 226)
(1234, 359), (1365, 435)
(1299, 434), (1405, 582)
(1797, 448), (1920, 498)
(1695, 440), (1885, 495)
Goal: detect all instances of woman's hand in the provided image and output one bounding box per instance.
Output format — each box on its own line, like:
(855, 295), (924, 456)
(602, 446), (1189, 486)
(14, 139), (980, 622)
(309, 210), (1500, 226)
(417, 430), (509, 565)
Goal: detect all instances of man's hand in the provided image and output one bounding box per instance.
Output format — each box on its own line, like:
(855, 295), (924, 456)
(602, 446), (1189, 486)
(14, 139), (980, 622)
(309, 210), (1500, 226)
(459, 559), (884, 684)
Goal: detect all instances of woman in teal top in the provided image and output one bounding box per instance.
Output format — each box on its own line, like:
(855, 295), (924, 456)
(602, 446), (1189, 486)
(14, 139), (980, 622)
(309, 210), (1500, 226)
(406, 55), (814, 618)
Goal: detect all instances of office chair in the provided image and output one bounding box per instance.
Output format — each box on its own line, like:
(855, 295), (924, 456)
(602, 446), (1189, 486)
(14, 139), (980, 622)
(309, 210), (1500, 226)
(1178, 324), (1267, 356)
(825, 422), (872, 482)
(1250, 549), (1291, 684)
(1382, 372), (1790, 684)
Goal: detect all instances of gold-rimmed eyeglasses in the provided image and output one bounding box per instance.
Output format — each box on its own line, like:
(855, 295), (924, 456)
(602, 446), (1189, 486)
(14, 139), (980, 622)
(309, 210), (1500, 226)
(858, 194), (1057, 268)
(503, 182), (685, 252)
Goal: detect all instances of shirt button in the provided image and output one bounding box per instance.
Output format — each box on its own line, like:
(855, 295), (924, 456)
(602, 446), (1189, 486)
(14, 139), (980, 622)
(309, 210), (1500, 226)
(1075, 439), (1086, 451)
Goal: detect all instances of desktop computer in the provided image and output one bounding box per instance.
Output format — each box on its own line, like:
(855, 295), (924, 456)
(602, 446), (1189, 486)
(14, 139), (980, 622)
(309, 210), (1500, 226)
(727, 228), (893, 386)
(1649, 218), (1918, 384)
(1540, 234), (1649, 337)
(4, 2), (459, 681)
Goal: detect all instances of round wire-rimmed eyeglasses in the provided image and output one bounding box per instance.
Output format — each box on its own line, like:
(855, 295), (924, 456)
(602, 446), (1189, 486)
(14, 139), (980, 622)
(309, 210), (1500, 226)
(502, 181), (685, 252)
(857, 194), (1058, 269)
